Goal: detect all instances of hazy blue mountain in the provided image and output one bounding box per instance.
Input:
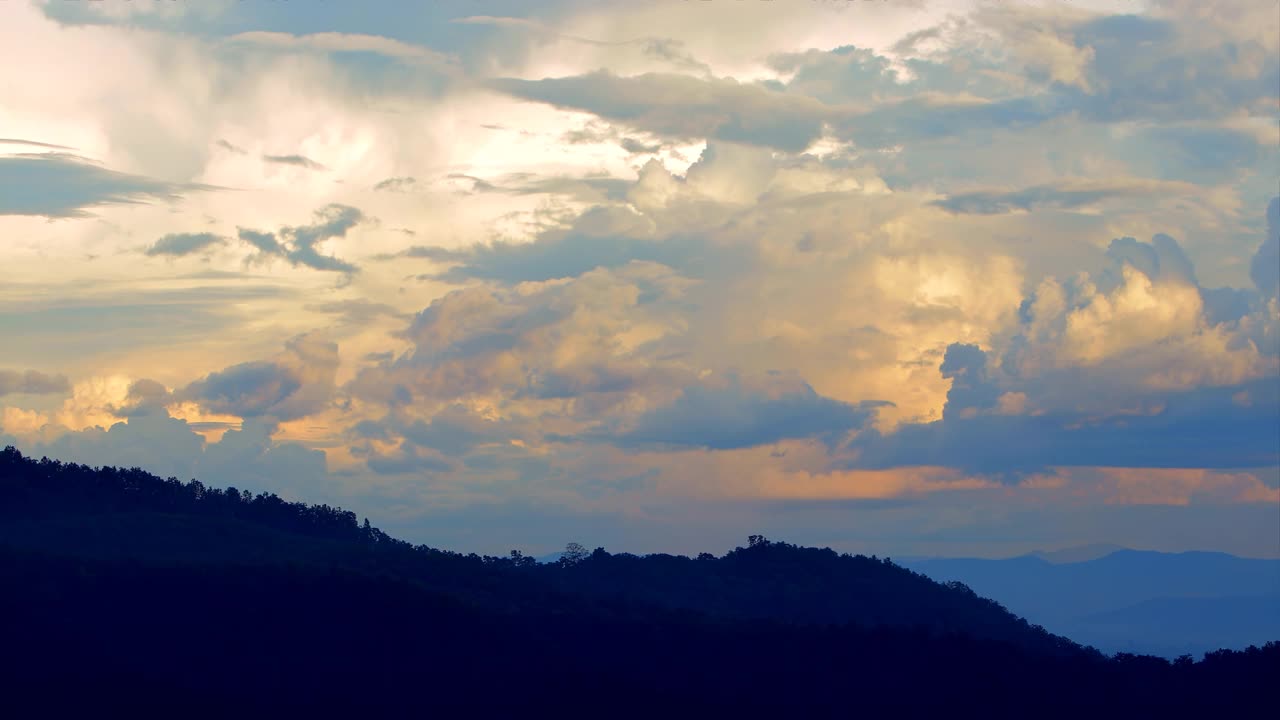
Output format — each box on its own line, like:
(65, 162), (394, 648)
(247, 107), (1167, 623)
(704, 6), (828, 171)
(1063, 594), (1280, 659)
(1031, 544), (1129, 564)
(903, 548), (1280, 657)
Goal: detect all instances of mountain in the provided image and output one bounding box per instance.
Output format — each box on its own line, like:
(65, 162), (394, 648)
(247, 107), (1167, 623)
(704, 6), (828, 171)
(0, 448), (1084, 655)
(1, 447), (1275, 717)
(1067, 594), (1280, 659)
(903, 548), (1280, 657)
(1031, 543), (1129, 564)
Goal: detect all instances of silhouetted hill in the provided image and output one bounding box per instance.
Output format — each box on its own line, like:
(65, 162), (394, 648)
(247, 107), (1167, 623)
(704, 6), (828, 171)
(1, 447), (1276, 717)
(0, 447), (1084, 654)
(546, 539), (1086, 654)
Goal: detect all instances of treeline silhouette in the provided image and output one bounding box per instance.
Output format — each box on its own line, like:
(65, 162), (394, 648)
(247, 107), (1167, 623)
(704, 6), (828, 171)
(1, 447), (1275, 717)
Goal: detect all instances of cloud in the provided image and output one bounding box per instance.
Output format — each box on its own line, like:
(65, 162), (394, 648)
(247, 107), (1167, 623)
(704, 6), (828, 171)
(1076, 467), (1279, 507)
(0, 370), (71, 396)
(932, 180), (1198, 216)
(5, 0), (1278, 557)
(0, 286), (288, 371)
(365, 447), (453, 476)
(938, 343), (999, 420)
(0, 138), (75, 151)
(113, 378), (173, 417)
(215, 139), (247, 155)
(1068, 8), (1278, 125)
(145, 232), (226, 257)
(620, 137), (662, 155)
(347, 404), (519, 470)
(223, 30), (457, 73)
(184, 362), (303, 419)
(182, 334), (339, 422)
(768, 45), (907, 105)
(849, 374), (1280, 478)
(617, 374), (877, 450)
(342, 262), (698, 455)
(431, 231), (712, 285)
(262, 154), (328, 171)
(390, 245), (467, 262)
(306, 299), (410, 326)
(839, 197), (1280, 480)
(236, 204), (365, 274)
(1, 407), (50, 439)
(11, 409), (331, 501)
(373, 176), (416, 192)
(401, 408), (512, 457)
(991, 222), (1277, 391)
(237, 228), (286, 256)
(0, 153), (216, 218)
(1251, 197), (1280, 299)
(281, 205), (364, 272)
(490, 71), (839, 152)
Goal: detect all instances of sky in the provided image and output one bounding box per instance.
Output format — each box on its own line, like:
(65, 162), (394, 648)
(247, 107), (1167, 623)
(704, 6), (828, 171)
(1, 0), (1277, 559)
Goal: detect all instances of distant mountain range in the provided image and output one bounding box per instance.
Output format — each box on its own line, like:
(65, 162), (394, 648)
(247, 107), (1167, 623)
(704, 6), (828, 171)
(901, 547), (1280, 658)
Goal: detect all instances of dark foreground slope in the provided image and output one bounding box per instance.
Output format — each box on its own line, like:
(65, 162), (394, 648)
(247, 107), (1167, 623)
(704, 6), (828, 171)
(1, 448), (1275, 717)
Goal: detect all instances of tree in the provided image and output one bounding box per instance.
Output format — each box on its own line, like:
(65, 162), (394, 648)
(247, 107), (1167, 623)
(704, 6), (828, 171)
(561, 542), (589, 565)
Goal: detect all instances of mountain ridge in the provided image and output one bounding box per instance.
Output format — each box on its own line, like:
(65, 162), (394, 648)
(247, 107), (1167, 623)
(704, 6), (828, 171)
(1, 446), (1276, 716)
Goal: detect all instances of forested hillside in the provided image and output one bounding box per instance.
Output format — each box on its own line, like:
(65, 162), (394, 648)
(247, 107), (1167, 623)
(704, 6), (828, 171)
(1, 447), (1274, 717)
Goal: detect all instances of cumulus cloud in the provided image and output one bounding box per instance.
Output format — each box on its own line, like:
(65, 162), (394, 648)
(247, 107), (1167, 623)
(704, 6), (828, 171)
(113, 378), (172, 417)
(182, 334), (339, 422)
(846, 202), (1280, 478)
(184, 363), (303, 419)
(4, 0), (1278, 555)
(12, 408), (331, 500)
(938, 344), (999, 420)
